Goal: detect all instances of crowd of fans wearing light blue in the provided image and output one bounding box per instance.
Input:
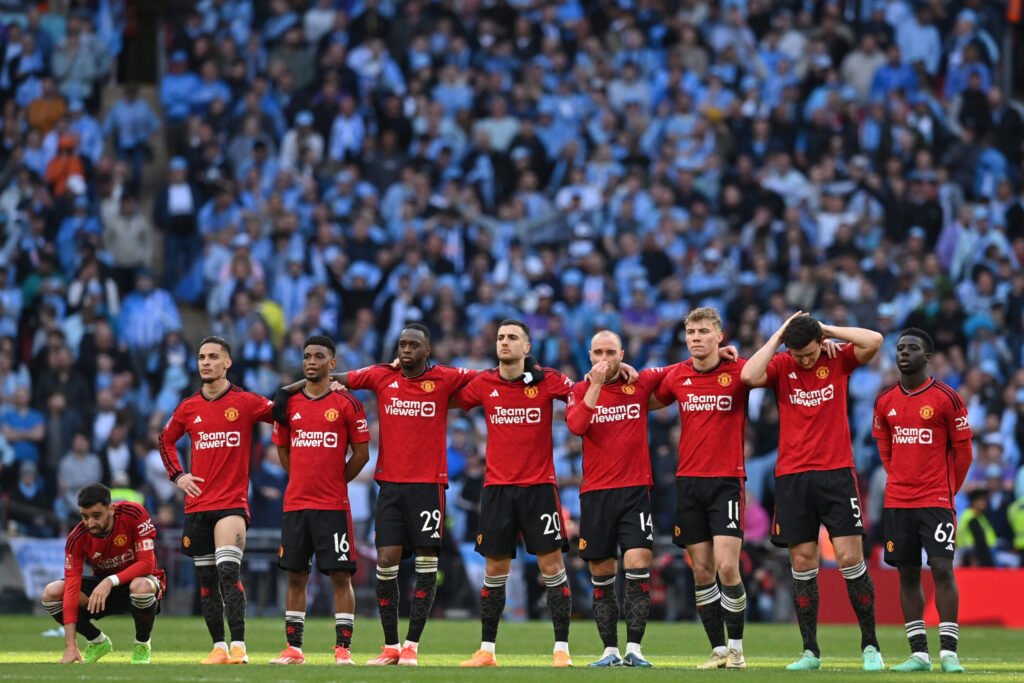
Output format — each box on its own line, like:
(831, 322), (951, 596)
(0, 0), (1023, 574)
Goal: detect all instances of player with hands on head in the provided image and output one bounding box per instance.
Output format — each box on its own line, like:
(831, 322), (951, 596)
(872, 329), (972, 673)
(741, 312), (884, 671)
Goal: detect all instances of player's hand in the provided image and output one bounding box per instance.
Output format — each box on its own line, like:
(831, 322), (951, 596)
(719, 345), (739, 361)
(390, 357), (401, 369)
(587, 360), (610, 384)
(821, 339), (843, 358)
(272, 388), (291, 424)
(87, 578), (113, 613)
(330, 380), (347, 393)
(523, 355), (545, 385)
(619, 362), (640, 384)
(777, 310), (807, 338)
(176, 473), (203, 498)
(59, 646), (83, 664)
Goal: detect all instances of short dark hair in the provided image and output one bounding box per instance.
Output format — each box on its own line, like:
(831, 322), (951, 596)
(401, 323), (431, 342)
(78, 483), (111, 508)
(199, 335), (232, 358)
(898, 328), (934, 354)
(304, 334), (336, 356)
(497, 319), (531, 340)
(781, 316), (823, 351)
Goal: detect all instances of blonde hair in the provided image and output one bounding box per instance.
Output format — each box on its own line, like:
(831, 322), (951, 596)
(684, 307), (723, 329)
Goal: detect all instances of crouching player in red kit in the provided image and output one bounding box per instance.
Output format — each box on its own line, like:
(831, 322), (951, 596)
(269, 336), (370, 665)
(42, 484), (165, 664)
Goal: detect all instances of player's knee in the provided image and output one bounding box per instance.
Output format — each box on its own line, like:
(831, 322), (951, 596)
(376, 547), (402, 567)
(928, 561), (955, 585)
(287, 571), (310, 589)
(129, 577), (155, 594)
(716, 560), (740, 584)
(330, 571), (353, 589)
(692, 562), (717, 585)
(898, 564), (922, 584)
(537, 553), (565, 576)
(41, 581), (64, 601)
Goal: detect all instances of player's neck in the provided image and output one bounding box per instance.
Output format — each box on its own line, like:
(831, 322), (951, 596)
(899, 372), (930, 392)
(691, 352), (720, 372)
(201, 378), (230, 398)
(304, 379), (330, 398)
(498, 360), (525, 380)
(401, 363), (428, 379)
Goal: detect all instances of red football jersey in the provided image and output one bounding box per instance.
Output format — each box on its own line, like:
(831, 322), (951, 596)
(654, 358), (750, 477)
(63, 502), (165, 624)
(566, 369), (662, 493)
(346, 363), (475, 484)
(272, 390), (370, 511)
(764, 344), (861, 476)
(872, 379), (972, 509)
(159, 384), (273, 515)
(456, 368), (572, 486)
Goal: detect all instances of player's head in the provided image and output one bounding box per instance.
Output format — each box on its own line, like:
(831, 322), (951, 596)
(197, 335), (232, 383)
(589, 330), (624, 379)
(77, 483), (114, 537)
(496, 319), (531, 363)
(684, 307), (724, 362)
(397, 323), (431, 372)
(781, 315), (824, 370)
(303, 334), (337, 381)
(896, 328), (933, 375)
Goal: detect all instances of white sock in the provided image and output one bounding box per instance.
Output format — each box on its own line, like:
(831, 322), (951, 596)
(480, 641), (496, 654)
(940, 650), (956, 660)
(386, 642), (400, 650)
(713, 645), (728, 656)
(90, 633), (107, 644)
(214, 641), (228, 652)
(230, 640), (245, 649)
(604, 646), (621, 658)
(135, 639), (151, 646)
(912, 651), (931, 663)
(403, 640), (419, 651)
(554, 641), (569, 654)
(728, 639), (743, 652)
(626, 642), (642, 655)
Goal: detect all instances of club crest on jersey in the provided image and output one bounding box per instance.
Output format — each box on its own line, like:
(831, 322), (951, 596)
(578, 538), (588, 551)
(476, 533), (483, 545)
(524, 385), (539, 398)
(279, 546), (284, 558)
(919, 405), (935, 419)
(224, 407), (239, 422)
(113, 534), (128, 547)
(816, 367), (829, 380)
(622, 384), (636, 395)
(182, 536), (191, 548)
(886, 540), (894, 552)
(673, 525), (681, 537)
(718, 373), (732, 386)
(421, 380), (436, 393)
(325, 408), (339, 422)
(774, 523), (781, 535)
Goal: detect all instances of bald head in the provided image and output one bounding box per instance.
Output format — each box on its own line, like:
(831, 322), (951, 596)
(590, 330), (623, 350)
(589, 329), (625, 380)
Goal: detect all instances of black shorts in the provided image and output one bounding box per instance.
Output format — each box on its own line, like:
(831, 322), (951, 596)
(279, 509), (358, 575)
(883, 507), (957, 566)
(80, 575), (163, 619)
(181, 508), (249, 557)
(579, 486), (653, 561)
(772, 468), (864, 547)
(476, 484), (569, 558)
(674, 476), (745, 547)
(374, 482), (446, 551)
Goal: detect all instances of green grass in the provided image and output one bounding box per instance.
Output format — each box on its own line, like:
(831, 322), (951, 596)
(0, 616), (1020, 680)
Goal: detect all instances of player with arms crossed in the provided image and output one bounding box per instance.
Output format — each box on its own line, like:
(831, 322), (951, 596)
(42, 484), (165, 665)
(269, 335), (370, 665)
(566, 330), (664, 668)
(741, 313), (884, 671)
(873, 329), (972, 673)
(160, 336), (273, 664)
(457, 320), (578, 667)
(272, 324), (525, 665)
(653, 307), (753, 668)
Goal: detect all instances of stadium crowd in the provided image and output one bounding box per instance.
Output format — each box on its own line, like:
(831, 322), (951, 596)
(2, 0), (1024, 620)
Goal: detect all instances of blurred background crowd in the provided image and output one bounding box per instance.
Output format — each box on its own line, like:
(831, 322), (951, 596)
(1, 0), (1024, 618)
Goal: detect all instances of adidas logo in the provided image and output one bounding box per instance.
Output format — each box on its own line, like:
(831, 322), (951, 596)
(490, 390), (500, 397)
(337, 554), (348, 561)
(945, 543), (954, 551)
(92, 552), (102, 559)
(646, 534), (653, 541)
(388, 381), (399, 389)
(888, 409), (897, 417)
(727, 521), (737, 529)
(430, 531), (440, 539)
(788, 372), (798, 379)
(193, 416), (202, 424)
(292, 412), (302, 420)
(683, 378), (693, 386)
(855, 520), (863, 527)
(555, 534), (562, 541)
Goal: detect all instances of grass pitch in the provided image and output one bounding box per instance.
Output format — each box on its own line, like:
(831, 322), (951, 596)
(0, 616), (1020, 681)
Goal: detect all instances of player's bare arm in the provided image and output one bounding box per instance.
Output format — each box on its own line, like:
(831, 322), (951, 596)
(741, 311), (807, 387)
(819, 323), (883, 364)
(344, 442), (370, 482)
(59, 625), (83, 663)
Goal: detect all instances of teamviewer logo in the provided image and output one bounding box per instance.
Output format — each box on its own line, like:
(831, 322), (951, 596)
(716, 396), (733, 411)
(325, 433), (338, 448)
(226, 432), (241, 447)
(526, 408), (542, 423)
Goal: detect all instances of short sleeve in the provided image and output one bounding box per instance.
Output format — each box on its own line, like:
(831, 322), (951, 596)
(546, 370), (574, 402)
(347, 365), (382, 391)
(651, 365), (676, 405)
(346, 398), (371, 445)
(946, 391), (972, 443)
(764, 353), (783, 387)
(839, 342), (861, 374)
(871, 394), (890, 441)
(455, 375), (483, 410)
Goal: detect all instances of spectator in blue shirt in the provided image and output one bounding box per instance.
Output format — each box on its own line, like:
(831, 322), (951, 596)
(1, 386), (45, 473)
(103, 83), (161, 182)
